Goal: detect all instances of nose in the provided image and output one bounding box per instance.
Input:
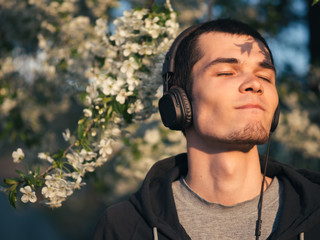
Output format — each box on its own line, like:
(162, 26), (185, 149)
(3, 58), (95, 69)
(239, 75), (263, 95)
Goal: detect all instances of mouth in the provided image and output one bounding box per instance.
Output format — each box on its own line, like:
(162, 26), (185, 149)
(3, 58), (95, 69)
(235, 104), (265, 111)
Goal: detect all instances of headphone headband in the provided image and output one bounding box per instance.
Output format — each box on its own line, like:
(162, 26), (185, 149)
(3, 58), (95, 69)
(162, 24), (202, 93)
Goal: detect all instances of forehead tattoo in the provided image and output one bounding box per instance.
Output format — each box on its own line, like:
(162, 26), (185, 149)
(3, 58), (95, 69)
(232, 38), (275, 74)
(234, 38), (272, 63)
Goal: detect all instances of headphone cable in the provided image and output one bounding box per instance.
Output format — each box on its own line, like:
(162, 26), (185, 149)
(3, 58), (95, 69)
(255, 133), (272, 240)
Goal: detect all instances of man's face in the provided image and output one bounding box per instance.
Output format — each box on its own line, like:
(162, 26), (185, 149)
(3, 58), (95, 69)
(189, 32), (278, 146)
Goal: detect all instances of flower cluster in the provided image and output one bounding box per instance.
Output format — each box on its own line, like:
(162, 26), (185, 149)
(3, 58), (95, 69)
(0, 0), (115, 153)
(3, 1), (179, 208)
(85, 5), (179, 122)
(41, 174), (84, 208)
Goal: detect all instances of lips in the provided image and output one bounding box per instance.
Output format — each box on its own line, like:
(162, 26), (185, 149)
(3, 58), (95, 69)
(235, 104), (265, 111)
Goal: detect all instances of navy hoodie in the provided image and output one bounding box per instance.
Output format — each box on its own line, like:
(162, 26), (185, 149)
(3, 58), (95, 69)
(92, 153), (320, 240)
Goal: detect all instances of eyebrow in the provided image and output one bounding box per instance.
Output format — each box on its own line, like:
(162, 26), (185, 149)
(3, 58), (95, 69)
(259, 60), (276, 74)
(203, 57), (276, 74)
(203, 57), (238, 71)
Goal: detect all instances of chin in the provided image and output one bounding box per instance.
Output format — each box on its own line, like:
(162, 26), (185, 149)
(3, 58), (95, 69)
(224, 122), (269, 145)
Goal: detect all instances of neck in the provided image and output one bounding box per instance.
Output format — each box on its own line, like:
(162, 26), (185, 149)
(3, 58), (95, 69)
(185, 130), (271, 206)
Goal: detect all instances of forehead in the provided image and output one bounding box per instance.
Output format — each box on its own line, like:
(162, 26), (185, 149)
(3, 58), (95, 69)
(196, 32), (272, 63)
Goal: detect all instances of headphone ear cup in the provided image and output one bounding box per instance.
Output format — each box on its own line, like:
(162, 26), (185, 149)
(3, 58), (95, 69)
(175, 87), (192, 127)
(159, 87), (192, 130)
(270, 105), (280, 132)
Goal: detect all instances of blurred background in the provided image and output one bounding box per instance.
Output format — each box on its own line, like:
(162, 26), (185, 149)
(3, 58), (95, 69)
(0, 0), (319, 239)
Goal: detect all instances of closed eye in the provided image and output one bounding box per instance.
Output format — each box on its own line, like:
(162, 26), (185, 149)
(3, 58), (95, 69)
(258, 76), (271, 82)
(217, 72), (233, 76)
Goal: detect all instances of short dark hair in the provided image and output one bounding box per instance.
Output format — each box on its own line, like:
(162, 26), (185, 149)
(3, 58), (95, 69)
(172, 19), (275, 100)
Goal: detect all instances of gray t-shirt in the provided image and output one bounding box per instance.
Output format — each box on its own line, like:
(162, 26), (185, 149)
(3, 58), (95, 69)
(172, 176), (282, 240)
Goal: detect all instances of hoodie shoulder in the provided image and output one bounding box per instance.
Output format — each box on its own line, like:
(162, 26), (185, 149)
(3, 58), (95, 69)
(296, 167), (320, 185)
(262, 155), (320, 186)
(92, 201), (153, 240)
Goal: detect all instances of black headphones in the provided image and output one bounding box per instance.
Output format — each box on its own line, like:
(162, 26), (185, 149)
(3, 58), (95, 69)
(158, 24), (280, 132)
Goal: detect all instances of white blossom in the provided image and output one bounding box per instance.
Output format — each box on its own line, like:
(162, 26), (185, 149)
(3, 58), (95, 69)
(79, 149), (97, 161)
(38, 152), (54, 163)
(144, 17), (161, 38)
(95, 156), (108, 167)
(138, 45), (153, 55)
(86, 82), (99, 100)
(83, 108), (92, 117)
(95, 18), (108, 37)
(12, 148), (24, 163)
(131, 18), (144, 31)
(101, 77), (120, 96)
(81, 162), (95, 174)
(109, 31), (126, 46)
(62, 128), (71, 141)
(98, 139), (113, 157)
(133, 9), (149, 19)
(72, 174), (85, 189)
(116, 89), (132, 104)
(127, 99), (144, 114)
(104, 127), (121, 138)
(123, 42), (140, 56)
(120, 57), (139, 77)
(126, 76), (140, 91)
(84, 95), (92, 106)
(165, 19), (179, 37)
(66, 152), (84, 170)
(20, 186), (37, 203)
(41, 185), (55, 199)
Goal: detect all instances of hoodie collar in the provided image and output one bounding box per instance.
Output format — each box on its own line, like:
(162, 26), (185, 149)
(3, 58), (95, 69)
(130, 153), (189, 239)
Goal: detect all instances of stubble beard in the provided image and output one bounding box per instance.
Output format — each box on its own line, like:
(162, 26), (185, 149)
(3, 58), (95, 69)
(223, 121), (269, 146)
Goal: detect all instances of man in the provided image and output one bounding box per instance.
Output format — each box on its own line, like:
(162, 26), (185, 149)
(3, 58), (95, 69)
(92, 19), (320, 240)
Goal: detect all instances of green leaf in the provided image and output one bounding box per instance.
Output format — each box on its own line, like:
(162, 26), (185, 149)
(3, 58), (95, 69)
(52, 150), (64, 159)
(94, 56), (105, 67)
(102, 96), (114, 104)
(312, 0), (319, 5)
(112, 100), (122, 114)
(9, 189), (17, 208)
(25, 173), (36, 187)
(9, 183), (18, 192)
(4, 178), (18, 185)
(105, 105), (113, 120)
(35, 166), (40, 177)
(80, 137), (93, 152)
(77, 123), (85, 139)
(71, 48), (79, 58)
(58, 59), (68, 71)
(15, 170), (25, 178)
